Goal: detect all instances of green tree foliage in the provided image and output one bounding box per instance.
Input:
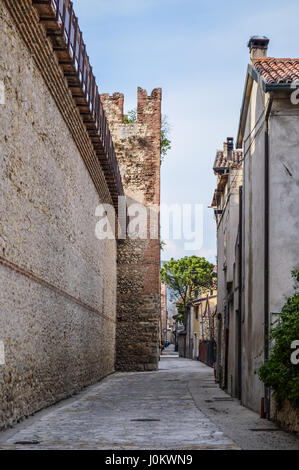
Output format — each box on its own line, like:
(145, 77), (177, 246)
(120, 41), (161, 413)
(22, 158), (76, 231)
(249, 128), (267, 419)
(160, 256), (215, 322)
(258, 270), (299, 410)
(160, 115), (171, 165)
(124, 109), (171, 164)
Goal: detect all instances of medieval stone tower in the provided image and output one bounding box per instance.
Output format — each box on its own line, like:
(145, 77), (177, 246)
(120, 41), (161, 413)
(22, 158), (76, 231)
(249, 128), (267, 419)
(101, 89), (162, 372)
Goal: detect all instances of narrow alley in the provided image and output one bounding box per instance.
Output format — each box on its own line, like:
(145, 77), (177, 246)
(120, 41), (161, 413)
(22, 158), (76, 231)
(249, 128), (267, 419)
(1, 0), (299, 453)
(0, 353), (298, 451)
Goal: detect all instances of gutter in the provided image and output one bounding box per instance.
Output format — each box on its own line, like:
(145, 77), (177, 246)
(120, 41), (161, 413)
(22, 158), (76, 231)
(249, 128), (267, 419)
(264, 91), (274, 419)
(264, 83), (294, 93)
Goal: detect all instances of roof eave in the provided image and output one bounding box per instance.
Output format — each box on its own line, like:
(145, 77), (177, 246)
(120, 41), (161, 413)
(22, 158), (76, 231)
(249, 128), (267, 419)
(236, 64), (256, 149)
(237, 65), (296, 148)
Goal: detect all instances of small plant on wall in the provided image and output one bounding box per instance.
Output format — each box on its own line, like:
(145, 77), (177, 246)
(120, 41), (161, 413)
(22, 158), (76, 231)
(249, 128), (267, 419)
(124, 109), (171, 164)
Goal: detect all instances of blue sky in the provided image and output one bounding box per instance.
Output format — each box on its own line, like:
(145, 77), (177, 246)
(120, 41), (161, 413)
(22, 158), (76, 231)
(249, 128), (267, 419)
(73, 0), (299, 262)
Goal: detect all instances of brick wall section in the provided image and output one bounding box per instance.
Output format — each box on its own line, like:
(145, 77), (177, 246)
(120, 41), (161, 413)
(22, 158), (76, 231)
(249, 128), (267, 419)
(0, 1), (116, 429)
(101, 89), (161, 371)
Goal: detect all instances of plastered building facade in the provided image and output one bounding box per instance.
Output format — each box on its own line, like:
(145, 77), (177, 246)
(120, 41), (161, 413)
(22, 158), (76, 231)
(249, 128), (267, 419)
(213, 37), (299, 432)
(211, 142), (243, 397)
(237, 39), (299, 429)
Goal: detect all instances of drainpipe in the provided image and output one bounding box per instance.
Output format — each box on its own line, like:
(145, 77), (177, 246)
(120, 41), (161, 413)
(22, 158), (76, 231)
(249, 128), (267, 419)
(264, 92), (274, 418)
(238, 186), (243, 401)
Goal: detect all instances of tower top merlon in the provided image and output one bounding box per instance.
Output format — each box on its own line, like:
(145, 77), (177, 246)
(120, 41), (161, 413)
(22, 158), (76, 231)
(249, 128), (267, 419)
(137, 88), (162, 125)
(100, 92), (124, 124)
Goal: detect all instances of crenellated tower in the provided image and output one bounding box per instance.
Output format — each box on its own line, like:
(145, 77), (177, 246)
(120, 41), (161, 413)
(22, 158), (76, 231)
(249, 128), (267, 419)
(101, 87), (162, 371)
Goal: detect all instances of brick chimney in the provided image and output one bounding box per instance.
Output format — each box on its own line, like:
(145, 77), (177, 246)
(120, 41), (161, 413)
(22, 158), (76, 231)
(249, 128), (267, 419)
(248, 36), (269, 61)
(223, 142), (228, 159)
(227, 137), (234, 162)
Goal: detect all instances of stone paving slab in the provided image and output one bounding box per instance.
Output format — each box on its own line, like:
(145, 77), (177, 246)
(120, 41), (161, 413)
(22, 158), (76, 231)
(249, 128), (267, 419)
(0, 357), (298, 450)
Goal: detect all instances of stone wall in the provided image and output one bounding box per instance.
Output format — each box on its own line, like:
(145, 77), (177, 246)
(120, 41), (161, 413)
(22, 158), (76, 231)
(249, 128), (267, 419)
(101, 89), (161, 371)
(268, 95), (299, 433)
(0, 1), (117, 429)
(273, 400), (299, 434)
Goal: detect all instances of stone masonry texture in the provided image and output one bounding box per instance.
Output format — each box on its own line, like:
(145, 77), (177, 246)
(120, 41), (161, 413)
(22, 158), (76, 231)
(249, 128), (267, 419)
(101, 89), (162, 372)
(0, 1), (117, 429)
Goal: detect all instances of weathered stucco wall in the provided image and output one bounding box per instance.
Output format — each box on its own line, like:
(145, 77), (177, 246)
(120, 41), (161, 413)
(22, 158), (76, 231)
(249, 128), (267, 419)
(269, 96), (299, 313)
(241, 79), (266, 413)
(216, 209), (225, 383)
(239, 81), (299, 428)
(0, 1), (116, 429)
(216, 167), (242, 395)
(226, 169), (243, 398)
(268, 95), (299, 431)
(101, 89), (161, 371)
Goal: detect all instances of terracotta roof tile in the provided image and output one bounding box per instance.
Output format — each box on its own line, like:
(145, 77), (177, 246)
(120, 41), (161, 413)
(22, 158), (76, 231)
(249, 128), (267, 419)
(253, 58), (299, 84)
(213, 150), (243, 172)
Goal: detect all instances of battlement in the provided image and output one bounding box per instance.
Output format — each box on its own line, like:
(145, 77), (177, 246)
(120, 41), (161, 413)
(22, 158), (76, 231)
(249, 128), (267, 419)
(100, 92), (124, 124)
(100, 86), (162, 373)
(101, 88), (162, 126)
(137, 88), (162, 126)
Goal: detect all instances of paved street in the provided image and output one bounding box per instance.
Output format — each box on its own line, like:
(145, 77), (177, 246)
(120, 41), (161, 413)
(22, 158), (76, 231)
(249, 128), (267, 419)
(0, 354), (298, 450)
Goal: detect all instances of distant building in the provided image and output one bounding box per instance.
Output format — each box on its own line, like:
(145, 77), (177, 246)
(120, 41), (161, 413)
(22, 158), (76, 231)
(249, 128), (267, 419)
(192, 293), (217, 366)
(177, 290), (217, 364)
(211, 140), (243, 395)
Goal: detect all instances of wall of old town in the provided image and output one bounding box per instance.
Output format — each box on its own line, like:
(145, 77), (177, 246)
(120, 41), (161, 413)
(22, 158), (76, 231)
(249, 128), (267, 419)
(0, 0), (117, 429)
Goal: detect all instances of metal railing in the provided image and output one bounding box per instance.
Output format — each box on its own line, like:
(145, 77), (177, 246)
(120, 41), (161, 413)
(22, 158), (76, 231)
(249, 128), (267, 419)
(44, 0), (124, 197)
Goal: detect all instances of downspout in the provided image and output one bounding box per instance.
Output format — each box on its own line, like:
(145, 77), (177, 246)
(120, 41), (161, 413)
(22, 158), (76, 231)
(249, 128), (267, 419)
(238, 186), (243, 401)
(224, 291), (230, 391)
(264, 91), (274, 418)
